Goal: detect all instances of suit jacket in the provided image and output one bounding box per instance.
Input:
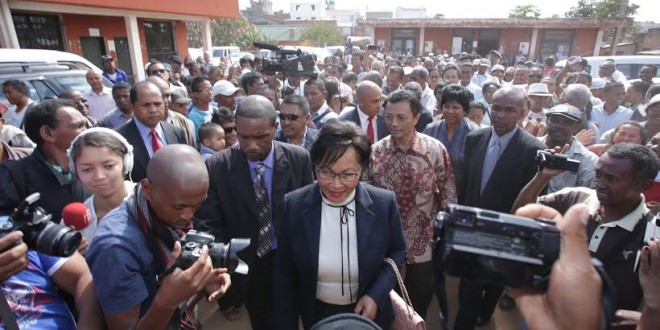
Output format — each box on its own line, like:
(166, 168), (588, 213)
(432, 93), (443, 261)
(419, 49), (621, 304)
(338, 106), (390, 141)
(116, 120), (186, 182)
(273, 127), (319, 151)
(415, 107), (434, 133)
(195, 141), (314, 264)
(459, 126), (545, 212)
(274, 182), (407, 330)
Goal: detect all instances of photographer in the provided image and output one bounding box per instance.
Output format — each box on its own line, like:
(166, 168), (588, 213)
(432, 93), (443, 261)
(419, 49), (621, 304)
(512, 143), (659, 311)
(86, 145), (230, 329)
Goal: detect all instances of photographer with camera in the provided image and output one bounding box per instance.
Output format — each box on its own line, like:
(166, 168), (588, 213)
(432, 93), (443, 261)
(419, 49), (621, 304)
(512, 143), (659, 311)
(86, 145), (231, 329)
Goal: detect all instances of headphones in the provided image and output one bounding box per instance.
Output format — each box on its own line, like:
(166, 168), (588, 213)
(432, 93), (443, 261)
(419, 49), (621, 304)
(67, 127), (134, 176)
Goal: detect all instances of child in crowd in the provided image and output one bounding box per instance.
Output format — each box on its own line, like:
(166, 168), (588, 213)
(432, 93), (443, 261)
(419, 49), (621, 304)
(199, 122), (226, 160)
(467, 101), (488, 127)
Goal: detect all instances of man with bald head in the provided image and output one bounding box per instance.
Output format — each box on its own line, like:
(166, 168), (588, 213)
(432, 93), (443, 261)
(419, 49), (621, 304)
(339, 80), (390, 143)
(454, 86), (545, 329)
(84, 70), (115, 120)
(116, 80), (186, 181)
(196, 95), (314, 329)
(145, 76), (197, 148)
(409, 67), (437, 110)
(88, 144), (231, 330)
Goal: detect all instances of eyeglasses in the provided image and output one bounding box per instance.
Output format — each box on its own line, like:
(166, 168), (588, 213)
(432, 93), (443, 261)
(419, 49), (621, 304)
(222, 126), (236, 133)
(195, 88), (212, 93)
(279, 113), (302, 121)
(528, 74), (543, 78)
(150, 69), (166, 75)
(316, 168), (361, 182)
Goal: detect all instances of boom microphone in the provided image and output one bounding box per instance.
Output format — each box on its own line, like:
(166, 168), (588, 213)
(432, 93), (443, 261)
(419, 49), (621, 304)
(62, 203), (91, 231)
(253, 42), (280, 51)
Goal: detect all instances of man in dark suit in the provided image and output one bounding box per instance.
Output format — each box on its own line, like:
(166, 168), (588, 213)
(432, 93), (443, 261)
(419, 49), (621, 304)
(274, 94), (318, 151)
(116, 81), (185, 182)
(339, 80), (389, 143)
(454, 86), (546, 330)
(195, 95), (314, 330)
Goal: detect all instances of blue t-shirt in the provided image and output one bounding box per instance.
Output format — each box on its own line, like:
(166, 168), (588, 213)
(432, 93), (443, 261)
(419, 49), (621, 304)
(86, 201), (158, 316)
(1, 251), (74, 329)
(187, 105), (214, 140)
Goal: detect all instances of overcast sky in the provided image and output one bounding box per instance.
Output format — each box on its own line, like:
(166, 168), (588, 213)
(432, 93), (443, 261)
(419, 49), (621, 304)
(239, 0), (658, 22)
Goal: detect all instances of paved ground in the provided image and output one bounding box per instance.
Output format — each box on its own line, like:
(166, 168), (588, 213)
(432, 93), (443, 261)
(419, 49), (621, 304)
(199, 275), (524, 329)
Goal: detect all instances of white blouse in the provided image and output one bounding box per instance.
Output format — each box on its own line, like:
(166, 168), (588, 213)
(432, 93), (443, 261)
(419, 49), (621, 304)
(316, 189), (359, 305)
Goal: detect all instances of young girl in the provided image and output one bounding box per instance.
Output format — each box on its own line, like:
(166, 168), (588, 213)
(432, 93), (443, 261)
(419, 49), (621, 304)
(66, 127), (135, 248)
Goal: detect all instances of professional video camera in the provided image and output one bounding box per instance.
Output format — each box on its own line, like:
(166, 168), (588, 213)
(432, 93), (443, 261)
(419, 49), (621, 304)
(254, 42), (317, 78)
(173, 230), (250, 275)
(536, 150), (580, 173)
(0, 193), (81, 257)
(435, 204), (559, 289)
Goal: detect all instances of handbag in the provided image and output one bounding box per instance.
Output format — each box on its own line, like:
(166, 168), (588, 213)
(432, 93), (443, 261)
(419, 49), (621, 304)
(385, 258), (426, 330)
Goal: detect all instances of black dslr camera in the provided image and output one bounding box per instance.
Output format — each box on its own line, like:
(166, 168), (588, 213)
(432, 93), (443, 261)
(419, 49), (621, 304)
(436, 204), (559, 289)
(175, 230), (250, 275)
(0, 193), (81, 257)
(536, 150), (580, 173)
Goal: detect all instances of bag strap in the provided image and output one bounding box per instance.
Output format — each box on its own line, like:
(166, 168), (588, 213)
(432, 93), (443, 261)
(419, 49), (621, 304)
(384, 258), (413, 318)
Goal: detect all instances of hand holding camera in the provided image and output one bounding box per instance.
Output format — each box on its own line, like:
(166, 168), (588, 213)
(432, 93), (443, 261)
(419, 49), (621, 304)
(535, 144), (579, 178)
(0, 231), (28, 282)
(155, 242), (214, 310)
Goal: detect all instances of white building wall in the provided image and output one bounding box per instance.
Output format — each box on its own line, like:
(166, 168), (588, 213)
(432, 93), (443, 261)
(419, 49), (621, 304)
(394, 7), (427, 19)
(290, 1), (325, 20)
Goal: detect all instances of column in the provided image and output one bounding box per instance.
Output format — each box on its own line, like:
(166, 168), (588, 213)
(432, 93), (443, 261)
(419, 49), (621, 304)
(529, 28), (539, 60)
(124, 15), (145, 81)
(201, 19), (212, 51)
(418, 27), (425, 56)
(593, 28), (605, 56)
(0, 0), (20, 48)
(611, 26), (623, 56)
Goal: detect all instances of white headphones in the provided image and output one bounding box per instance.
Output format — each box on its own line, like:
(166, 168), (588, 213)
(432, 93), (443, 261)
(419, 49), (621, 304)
(67, 127), (134, 176)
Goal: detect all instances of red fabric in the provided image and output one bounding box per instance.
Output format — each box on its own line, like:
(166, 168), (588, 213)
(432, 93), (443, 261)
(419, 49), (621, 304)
(150, 129), (163, 153)
(367, 116), (375, 144)
(644, 181), (660, 202)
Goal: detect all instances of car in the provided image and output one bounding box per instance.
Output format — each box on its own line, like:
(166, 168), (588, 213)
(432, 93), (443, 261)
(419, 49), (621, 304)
(0, 50), (112, 111)
(556, 55), (660, 81)
(326, 45), (361, 56)
(210, 46), (241, 66)
(188, 47), (204, 62)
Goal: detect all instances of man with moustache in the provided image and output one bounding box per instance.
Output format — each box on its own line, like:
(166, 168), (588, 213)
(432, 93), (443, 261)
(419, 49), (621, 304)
(274, 95), (318, 151)
(339, 81), (390, 143)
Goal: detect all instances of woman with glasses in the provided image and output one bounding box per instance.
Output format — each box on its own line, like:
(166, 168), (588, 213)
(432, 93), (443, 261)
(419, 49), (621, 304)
(274, 120), (406, 329)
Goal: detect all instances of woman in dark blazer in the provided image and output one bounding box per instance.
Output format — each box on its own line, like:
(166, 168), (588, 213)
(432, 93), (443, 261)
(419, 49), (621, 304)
(274, 120), (407, 329)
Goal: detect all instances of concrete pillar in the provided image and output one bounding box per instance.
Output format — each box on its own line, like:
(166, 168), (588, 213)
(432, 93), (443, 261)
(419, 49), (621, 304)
(418, 27), (425, 56)
(529, 28), (539, 60)
(124, 15), (145, 81)
(201, 19), (212, 51)
(0, 0), (20, 48)
(593, 28), (605, 56)
(611, 26), (623, 56)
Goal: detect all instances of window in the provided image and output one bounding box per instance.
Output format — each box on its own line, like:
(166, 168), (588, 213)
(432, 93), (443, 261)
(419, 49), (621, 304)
(540, 30), (575, 61)
(296, 5), (300, 10)
(311, 5), (315, 10)
(12, 13), (64, 51)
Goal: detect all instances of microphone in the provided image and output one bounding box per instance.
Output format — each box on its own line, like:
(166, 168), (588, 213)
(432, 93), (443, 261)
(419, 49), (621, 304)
(252, 42), (280, 51)
(62, 202), (91, 231)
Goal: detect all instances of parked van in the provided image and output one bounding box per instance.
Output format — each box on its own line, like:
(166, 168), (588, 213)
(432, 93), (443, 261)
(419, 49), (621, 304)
(558, 55), (660, 82)
(210, 46), (240, 65)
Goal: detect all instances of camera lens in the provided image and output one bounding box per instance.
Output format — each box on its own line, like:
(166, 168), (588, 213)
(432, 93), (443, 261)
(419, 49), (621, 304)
(30, 222), (82, 257)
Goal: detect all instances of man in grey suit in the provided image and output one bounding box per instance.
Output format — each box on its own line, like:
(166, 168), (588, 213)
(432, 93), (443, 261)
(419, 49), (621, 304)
(274, 94), (318, 151)
(339, 81), (389, 143)
(116, 81), (185, 182)
(195, 95), (314, 330)
(454, 86), (546, 330)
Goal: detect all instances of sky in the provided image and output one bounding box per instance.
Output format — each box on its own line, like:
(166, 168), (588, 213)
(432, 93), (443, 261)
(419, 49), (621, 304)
(239, 0), (659, 22)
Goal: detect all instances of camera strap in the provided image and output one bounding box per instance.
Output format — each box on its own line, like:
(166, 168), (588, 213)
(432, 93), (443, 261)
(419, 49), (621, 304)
(591, 258), (616, 330)
(0, 292), (19, 330)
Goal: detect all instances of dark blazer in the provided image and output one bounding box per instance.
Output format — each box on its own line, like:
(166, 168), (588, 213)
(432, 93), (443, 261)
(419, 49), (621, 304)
(274, 182), (407, 330)
(458, 126), (545, 212)
(415, 107), (434, 133)
(195, 141), (314, 262)
(116, 120), (186, 182)
(273, 127), (319, 151)
(338, 106), (390, 141)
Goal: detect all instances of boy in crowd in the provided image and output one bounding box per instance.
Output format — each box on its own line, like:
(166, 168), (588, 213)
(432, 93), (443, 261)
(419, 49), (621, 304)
(199, 122), (226, 160)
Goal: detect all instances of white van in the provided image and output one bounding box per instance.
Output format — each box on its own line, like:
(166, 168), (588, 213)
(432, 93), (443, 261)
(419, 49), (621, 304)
(0, 48), (102, 72)
(558, 55), (660, 82)
(210, 46), (240, 65)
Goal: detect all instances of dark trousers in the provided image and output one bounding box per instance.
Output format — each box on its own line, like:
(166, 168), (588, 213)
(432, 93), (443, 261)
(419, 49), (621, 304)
(311, 300), (357, 328)
(246, 251), (275, 330)
(454, 279), (503, 330)
(403, 261), (434, 319)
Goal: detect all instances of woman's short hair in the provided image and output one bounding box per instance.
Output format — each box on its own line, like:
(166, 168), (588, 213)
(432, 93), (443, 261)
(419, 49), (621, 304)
(440, 85), (473, 114)
(310, 120), (371, 170)
(469, 101), (486, 113)
(324, 77), (341, 104)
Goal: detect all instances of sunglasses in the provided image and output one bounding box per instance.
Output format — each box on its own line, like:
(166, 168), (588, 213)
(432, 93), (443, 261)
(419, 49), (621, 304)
(222, 126), (236, 133)
(279, 113), (302, 121)
(150, 69), (166, 75)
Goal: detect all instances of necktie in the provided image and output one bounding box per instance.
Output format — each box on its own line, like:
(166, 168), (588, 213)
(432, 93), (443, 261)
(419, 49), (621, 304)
(367, 116), (375, 144)
(150, 129), (163, 154)
(480, 137), (502, 194)
(254, 163), (272, 257)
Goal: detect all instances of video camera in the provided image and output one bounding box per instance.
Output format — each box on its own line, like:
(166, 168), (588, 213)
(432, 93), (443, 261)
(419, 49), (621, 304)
(536, 150), (581, 173)
(174, 230), (250, 275)
(254, 42), (317, 78)
(0, 193), (82, 257)
(435, 204), (559, 289)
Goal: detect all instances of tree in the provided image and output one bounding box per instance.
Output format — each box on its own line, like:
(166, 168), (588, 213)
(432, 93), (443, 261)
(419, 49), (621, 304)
(299, 22), (342, 47)
(325, 0), (335, 10)
(565, 0), (639, 18)
(186, 18), (271, 50)
(509, 4), (541, 18)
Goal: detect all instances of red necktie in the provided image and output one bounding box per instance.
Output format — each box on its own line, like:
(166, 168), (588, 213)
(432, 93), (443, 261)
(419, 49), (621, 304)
(367, 116), (375, 144)
(150, 129), (163, 154)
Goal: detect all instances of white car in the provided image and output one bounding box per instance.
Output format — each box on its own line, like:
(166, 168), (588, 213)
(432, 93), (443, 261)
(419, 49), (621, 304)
(556, 55), (660, 81)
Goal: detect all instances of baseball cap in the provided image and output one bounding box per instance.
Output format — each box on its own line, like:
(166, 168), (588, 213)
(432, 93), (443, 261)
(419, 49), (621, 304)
(403, 66), (414, 75)
(171, 89), (192, 105)
(169, 55), (183, 64)
(101, 55), (113, 62)
(527, 83), (552, 97)
(479, 59), (490, 67)
(591, 78), (606, 90)
(547, 104), (583, 122)
(638, 94), (660, 118)
(489, 50), (502, 58)
(212, 80), (239, 98)
(492, 64), (505, 72)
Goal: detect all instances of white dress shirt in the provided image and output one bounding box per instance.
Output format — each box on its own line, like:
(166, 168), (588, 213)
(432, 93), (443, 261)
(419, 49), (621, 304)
(357, 106), (378, 140)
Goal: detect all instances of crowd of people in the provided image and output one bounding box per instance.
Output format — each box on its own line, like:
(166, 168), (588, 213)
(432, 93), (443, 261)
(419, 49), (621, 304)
(0, 45), (660, 330)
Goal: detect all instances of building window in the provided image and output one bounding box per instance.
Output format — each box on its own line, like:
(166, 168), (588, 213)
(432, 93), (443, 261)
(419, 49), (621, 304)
(143, 21), (176, 63)
(311, 5), (315, 10)
(12, 13), (64, 51)
(540, 30), (575, 61)
(296, 5), (300, 10)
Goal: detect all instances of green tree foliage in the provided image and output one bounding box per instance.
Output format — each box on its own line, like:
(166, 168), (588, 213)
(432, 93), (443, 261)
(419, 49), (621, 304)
(565, 0), (639, 18)
(325, 0), (335, 9)
(299, 22), (342, 47)
(186, 18), (272, 50)
(508, 4), (541, 18)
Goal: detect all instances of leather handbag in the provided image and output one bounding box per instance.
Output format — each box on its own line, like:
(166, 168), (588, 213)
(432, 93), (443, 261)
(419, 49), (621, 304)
(385, 258), (426, 330)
